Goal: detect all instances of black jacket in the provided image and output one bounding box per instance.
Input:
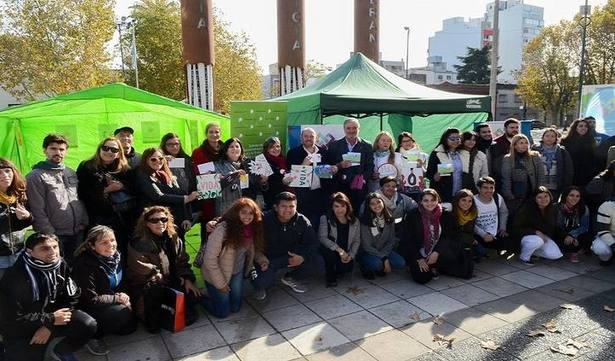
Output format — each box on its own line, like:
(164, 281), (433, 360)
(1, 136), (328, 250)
(134, 170), (192, 224)
(402, 208), (454, 263)
(512, 203), (561, 240)
(326, 137), (374, 188)
(0, 256), (79, 339)
(0, 201), (32, 257)
(286, 145), (332, 213)
(71, 250), (125, 308)
(263, 211), (317, 259)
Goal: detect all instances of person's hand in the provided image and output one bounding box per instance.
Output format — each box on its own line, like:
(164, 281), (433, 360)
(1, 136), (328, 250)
(340, 160), (352, 169)
(287, 251), (304, 267)
(331, 165), (339, 174)
(104, 181), (124, 194)
(417, 259), (430, 272)
(302, 155), (313, 166)
(218, 285), (230, 293)
(185, 191), (199, 203)
(183, 279), (202, 297)
(497, 230), (509, 238)
(427, 251), (439, 266)
(483, 234), (495, 243)
(14, 203), (31, 220)
(206, 220), (218, 233)
(433, 173), (441, 182)
(383, 259), (392, 273)
(535, 231), (548, 241)
(238, 169), (247, 176)
(341, 254), (352, 263)
(150, 272), (163, 283)
(564, 235), (575, 245)
(53, 308), (72, 325)
(29, 326), (51, 345)
(116, 292), (130, 304)
(181, 220), (192, 231)
(259, 261), (269, 272)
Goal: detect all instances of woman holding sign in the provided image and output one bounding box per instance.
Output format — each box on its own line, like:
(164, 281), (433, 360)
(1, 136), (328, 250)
(426, 129), (475, 203)
(201, 198), (265, 318)
(261, 137), (291, 210)
(369, 131), (403, 192)
(459, 131), (489, 190)
(160, 133), (195, 194)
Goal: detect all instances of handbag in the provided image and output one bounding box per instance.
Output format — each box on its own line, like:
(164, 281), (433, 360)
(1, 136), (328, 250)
(160, 286), (186, 333)
(109, 190), (137, 213)
(350, 174), (365, 190)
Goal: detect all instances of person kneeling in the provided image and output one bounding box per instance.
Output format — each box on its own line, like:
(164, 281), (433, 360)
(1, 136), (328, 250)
(127, 206), (201, 333)
(592, 199), (615, 265)
(319, 192), (360, 287)
(0, 233), (97, 361)
(201, 198), (264, 318)
(72, 226), (137, 356)
(357, 193), (406, 279)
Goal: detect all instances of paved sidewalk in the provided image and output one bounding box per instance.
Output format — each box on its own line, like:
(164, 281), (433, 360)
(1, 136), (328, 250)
(74, 254), (615, 361)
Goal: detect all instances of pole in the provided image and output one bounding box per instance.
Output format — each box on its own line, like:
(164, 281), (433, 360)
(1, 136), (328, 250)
(489, 0), (500, 118)
(117, 23), (126, 81)
(577, 0), (589, 117)
(130, 22), (139, 88)
(404, 26), (410, 79)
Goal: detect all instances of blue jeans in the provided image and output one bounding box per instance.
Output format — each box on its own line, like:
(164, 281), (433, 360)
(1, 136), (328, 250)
(357, 251), (406, 271)
(202, 271), (244, 319)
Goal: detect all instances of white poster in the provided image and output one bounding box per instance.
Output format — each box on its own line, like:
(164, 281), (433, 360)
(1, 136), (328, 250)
(289, 165), (313, 188)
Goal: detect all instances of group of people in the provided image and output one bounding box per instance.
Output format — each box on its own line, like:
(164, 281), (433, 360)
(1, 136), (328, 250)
(1, 116), (615, 360)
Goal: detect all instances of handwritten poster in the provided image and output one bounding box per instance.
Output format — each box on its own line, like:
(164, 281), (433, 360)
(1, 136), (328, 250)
(196, 174), (222, 199)
(401, 162), (424, 188)
(289, 165), (313, 188)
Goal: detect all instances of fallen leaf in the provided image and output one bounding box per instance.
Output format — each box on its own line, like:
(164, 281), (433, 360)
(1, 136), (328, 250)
(560, 303), (575, 310)
(551, 344), (578, 356)
(315, 336), (323, 342)
(556, 288), (575, 295)
(603, 305), (615, 312)
(410, 312), (421, 322)
(527, 329), (546, 337)
(433, 314), (445, 325)
(346, 287), (364, 296)
(480, 340), (499, 351)
(433, 334), (455, 348)
(542, 320), (560, 333)
(566, 339), (588, 349)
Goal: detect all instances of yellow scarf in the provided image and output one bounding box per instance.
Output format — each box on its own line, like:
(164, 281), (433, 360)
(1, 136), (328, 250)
(455, 208), (477, 226)
(0, 191), (16, 206)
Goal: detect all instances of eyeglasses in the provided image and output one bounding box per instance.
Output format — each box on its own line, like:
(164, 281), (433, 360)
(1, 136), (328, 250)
(165, 142), (180, 147)
(147, 217), (168, 224)
(101, 145), (120, 153)
(149, 157), (165, 162)
(448, 136), (461, 142)
(401, 139), (414, 143)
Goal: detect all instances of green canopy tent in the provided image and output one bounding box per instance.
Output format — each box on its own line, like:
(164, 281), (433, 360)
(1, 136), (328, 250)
(0, 83), (230, 172)
(274, 52), (491, 151)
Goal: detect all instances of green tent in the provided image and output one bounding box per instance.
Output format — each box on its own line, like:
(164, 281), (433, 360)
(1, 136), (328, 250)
(0, 83), (230, 172)
(274, 52), (491, 151)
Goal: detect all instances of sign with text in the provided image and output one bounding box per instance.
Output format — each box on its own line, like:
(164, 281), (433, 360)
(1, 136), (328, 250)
(289, 165), (313, 188)
(196, 174), (222, 199)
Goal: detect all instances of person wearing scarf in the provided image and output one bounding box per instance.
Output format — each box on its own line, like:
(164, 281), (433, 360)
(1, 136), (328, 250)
(0, 233), (96, 361)
(531, 128), (574, 202)
(71, 226), (137, 356)
(405, 189), (455, 284)
(262, 137), (291, 210)
(449, 190), (479, 276)
(554, 187), (591, 263)
(357, 193), (406, 280)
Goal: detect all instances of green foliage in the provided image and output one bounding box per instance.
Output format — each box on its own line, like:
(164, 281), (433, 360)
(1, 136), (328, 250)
(454, 46), (496, 84)
(0, 0), (117, 100)
(584, 0), (615, 84)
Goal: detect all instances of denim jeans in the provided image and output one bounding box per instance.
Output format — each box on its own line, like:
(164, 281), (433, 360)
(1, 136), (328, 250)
(202, 271), (244, 319)
(357, 251), (406, 271)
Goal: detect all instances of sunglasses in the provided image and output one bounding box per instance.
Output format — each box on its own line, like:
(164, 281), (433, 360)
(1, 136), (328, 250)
(147, 217), (168, 224)
(149, 157), (165, 162)
(101, 145), (120, 153)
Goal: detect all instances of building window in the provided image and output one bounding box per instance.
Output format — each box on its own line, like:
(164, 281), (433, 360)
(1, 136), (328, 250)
(446, 75), (451, 80)
(498, 94), (507, 103)
(438, 75), (443, 80)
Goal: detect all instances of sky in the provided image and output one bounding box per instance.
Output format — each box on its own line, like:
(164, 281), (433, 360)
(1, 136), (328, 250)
(114, 0), (608, 74)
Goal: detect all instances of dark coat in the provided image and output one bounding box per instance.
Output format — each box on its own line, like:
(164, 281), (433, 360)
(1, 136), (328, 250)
(326, 137), (374, 190)
(71, 250), (126, 308)
(262, 211), (317, 260)
(512, 203), (561, 240)
(0, 201), (32, 257)
(403, 209), (455, 262)
(134, 170), (192, 224)
(530, 144), (574, 193)
(0, 256), (79, 339)
(561, 136), (596, 187)
(286, 145), (331, 215)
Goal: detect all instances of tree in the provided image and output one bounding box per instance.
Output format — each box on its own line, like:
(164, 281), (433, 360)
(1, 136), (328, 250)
(454, 46), (495, 84)
(517, 21), (578, 125)
(0, 0), (116, 100)
(584, 0), (615, 85)
(129, 0), (184, 99)
(305, 60), (332, 82)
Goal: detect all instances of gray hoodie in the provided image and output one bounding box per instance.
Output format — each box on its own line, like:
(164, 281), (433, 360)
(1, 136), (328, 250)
(26, 161), (88, 235)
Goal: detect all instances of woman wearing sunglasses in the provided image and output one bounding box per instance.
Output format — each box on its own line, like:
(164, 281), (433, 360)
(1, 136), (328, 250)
(77, 137), (134, 250)
(135, 148), (199, 236)
(127, 206), (201, 332)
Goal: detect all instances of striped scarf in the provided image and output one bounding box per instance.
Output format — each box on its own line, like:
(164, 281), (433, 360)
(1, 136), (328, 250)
(22, 252), (62, 302)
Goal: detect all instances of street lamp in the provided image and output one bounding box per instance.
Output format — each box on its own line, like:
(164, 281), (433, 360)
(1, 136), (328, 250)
(404, 26), (410, 79)
(577, 0), (591, 116)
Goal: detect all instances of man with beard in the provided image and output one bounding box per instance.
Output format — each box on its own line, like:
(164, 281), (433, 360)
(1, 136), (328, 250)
(490, 118), (520, 188)
(0, 233), (97, 361)
(476, 123), (495, 154)
(26, 135), (88, 262)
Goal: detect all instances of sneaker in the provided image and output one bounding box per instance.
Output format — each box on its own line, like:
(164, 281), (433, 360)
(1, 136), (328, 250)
(254, 288), (267, 301)
(86, 339), (109, 356)
(431, 268), (440, 280)
(50, 349), (79, 361)
(519, 257), (534, 266)
(569, 252), (580, 263)
(281, 275), (307, 293)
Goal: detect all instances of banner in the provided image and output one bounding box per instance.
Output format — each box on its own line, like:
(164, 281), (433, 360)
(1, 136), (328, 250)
(196, 174), (222, 199)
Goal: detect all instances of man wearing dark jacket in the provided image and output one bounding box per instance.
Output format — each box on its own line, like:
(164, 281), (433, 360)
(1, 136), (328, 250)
(326, 118), (374, 211)
(490, 118), (520, 189)
(0, 233), (97, 361)
(253, 192), (318, 300)
(114, 127), (141, 169)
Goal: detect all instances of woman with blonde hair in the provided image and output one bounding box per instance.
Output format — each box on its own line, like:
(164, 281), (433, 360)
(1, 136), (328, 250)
(201, 198), (265, 318)
(72, 225), (137, 355)
(77, 137), (134, 249)
(531, 128), (574, 202)
(127, 206), (201, 332)
(370, 131), (402, 192)
(0, 157), (32, 277)
(501, 134), (546, 213)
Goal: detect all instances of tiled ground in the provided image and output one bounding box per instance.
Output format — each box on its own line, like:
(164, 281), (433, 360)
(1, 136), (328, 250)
(72, 254), (615, 361)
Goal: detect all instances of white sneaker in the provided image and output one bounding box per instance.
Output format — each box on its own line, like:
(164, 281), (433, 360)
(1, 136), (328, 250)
(86, 339), (109, 356)
(254, 288), (267, 301)
(281, 276), (307, 293)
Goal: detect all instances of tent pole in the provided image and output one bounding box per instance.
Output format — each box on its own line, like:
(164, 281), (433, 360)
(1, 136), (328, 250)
(379, 113), (383, 131)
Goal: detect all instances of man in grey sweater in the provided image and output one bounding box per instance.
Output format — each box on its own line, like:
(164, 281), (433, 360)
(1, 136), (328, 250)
(26, 134), (88, 262)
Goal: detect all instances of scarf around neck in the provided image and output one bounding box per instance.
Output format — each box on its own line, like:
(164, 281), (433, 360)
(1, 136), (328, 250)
(153, 170), (172, 186)
(22, 252), (62, 302)
(540, 144), (557, 171)
(264, 153), (287, 172)
(201, 140), (223, 161)
(376, 190), (398, 211)
(0, 191), (17, 206)
(455, 207), (477, 226)
(419, 204), (442, 254)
